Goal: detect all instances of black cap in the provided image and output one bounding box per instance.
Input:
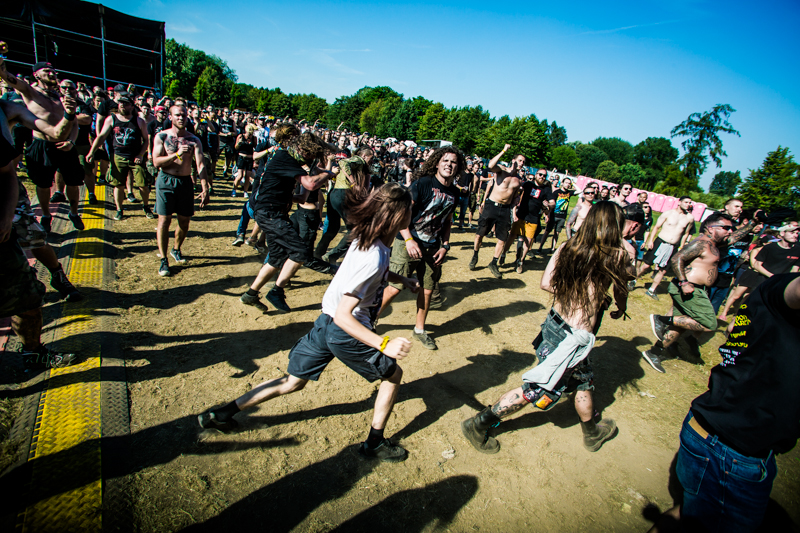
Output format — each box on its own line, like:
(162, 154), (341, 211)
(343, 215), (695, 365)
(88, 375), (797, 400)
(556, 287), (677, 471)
(32, 61), (53, 73)
(114, 83), (127, 92)
(624, 204), (645, 225)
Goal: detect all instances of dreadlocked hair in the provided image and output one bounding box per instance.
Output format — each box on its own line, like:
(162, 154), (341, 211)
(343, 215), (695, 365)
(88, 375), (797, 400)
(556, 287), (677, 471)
(348, 183), (412, 251)
(274, 124), (332, 163)
(414, 145), (466, 180)
(550, 201), (629, 318)
(345, 147), (374, 210)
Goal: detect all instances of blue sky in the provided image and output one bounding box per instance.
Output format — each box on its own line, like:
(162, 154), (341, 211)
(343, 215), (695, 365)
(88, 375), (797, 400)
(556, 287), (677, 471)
(108, 0), (799, 189)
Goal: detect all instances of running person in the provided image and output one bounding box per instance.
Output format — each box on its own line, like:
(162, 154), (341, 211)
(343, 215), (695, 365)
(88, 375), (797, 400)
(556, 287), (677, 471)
(460, 202), (628, 454)
(87, 93), (151, 220)
(218, 107), (237, 177)
(378, 146), (463, 350)
(537, 176), (578, 253)
(470, 144), (524, 278)
(199, 184), (419, 462)
(635, 196), (695, 300)
(150, 105), (209, 277)
(504, 169), (554, 274)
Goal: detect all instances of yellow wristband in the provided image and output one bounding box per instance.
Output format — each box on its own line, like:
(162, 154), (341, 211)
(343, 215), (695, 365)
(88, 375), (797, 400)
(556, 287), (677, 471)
(404, 237), (413, 243)
(379, 336), (390, 352)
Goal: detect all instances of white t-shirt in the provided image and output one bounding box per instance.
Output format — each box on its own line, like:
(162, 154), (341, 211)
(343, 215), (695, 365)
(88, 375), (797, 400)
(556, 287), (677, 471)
(321, 239), (390, 329)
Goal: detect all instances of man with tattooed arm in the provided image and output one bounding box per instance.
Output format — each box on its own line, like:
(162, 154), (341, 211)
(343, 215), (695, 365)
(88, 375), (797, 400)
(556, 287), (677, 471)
(641, 211), (763, 373)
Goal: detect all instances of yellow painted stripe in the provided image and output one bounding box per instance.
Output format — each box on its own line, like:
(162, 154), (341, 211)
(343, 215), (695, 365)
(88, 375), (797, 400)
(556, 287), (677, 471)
(22, 186), (107, 533)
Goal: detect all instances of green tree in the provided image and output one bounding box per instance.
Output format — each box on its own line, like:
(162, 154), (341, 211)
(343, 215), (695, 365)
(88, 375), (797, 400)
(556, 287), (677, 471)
(359, 99), (385, 133)
(291, 93), (329, 123)
(708, 170), (741, 196)
(269, 91), (295, 117)
(595, 160), (621, 182)
(192, 65), (230, 107)
(545, 119), (568, 147)
(416, 102), (448, 142)
(618, 163), (647, 188)
(442, 106), (493, 155)
(739, 146), (800, 215)
(633, 137), (679, 172)
(591, 137), (633, 166)
(654, 164), (701, 196)
(688, 191), (726, 210)
(671, 104), (740, 187)
(386, 96), (432, 141)
(550, 145), (581, 174)
(575, 143), (609, 177)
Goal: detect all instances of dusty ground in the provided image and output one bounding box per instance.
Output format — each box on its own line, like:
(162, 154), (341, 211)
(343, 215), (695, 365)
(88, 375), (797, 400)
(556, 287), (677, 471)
(71, 171), (800, 531)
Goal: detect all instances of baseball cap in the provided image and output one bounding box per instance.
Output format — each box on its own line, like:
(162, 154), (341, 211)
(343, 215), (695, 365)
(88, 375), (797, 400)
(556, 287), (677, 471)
(114, 83), (127, 92)
(116, 94), (133, 104)
(32, 61), (53, 73)
(154, 105), (166, 112)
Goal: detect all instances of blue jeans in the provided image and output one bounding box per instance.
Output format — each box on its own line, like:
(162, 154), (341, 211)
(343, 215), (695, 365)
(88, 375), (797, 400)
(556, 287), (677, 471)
(707, 285), (730, 314)
(456, 195), (470, 227)
(236, 200), (254, 236)
(677, 412), (777, 533)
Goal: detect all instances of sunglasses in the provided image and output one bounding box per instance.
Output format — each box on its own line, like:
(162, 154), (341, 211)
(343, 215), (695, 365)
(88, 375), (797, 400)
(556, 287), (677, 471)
(711, 225), (734, 231)
(584, 191), (595, 195)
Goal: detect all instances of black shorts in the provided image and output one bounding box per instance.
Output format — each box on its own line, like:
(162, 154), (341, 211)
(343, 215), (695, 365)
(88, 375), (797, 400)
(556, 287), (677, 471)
(1, 127), (18, 167)
(287, 313), (397, 382)
(255, 209), (310, 267)
(237, 156), (254, 172)
(547, 214), (567, 234)
(12, 125), (31, 156)
(222, 138), (237, 157)
(25, 137), (85, 188)
(476, 201), (512, 241)
(155, 170), (194, 217)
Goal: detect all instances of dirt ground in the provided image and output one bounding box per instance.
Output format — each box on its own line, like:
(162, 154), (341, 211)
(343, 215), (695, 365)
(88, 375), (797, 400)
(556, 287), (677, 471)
(100, 172), (800, 532)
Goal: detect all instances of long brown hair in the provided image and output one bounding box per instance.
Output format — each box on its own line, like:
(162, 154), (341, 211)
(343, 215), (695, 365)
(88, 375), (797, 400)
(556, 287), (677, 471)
(344, 147), (374, 210)
(348, 183), (412, 251)
(551, 201), (628, 317)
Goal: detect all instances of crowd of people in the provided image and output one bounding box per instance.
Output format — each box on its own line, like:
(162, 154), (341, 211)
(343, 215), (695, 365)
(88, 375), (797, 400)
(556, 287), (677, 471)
(1, 46), (799, 532)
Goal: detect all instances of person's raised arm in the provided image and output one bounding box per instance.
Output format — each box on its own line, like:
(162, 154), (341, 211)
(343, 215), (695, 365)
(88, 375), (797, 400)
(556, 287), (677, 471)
(487, 144), (510, 173)
(0, 43), (35, 99)
(0, 98), (74, 141)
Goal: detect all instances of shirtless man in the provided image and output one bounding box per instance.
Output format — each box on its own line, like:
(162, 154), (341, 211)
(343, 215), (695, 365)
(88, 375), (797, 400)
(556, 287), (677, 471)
(0, 48), (83, 232)
(635, 196), (695, 300)
(460, 202), (628, 454)
(641, 212), (761, 373)
(151, 105), (209, 277)
(469, 144), (524, 279)
(565, 186), (595, 238)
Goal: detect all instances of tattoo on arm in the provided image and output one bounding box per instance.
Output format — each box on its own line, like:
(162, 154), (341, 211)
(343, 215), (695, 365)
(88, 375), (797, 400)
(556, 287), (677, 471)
(728, 219), (755, 244)
(670, 238), (706, 279)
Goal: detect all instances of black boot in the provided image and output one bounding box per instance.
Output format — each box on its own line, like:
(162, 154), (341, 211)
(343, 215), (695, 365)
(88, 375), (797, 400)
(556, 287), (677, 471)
(581, 418), (617, 452)
(461, 406), (501, 454)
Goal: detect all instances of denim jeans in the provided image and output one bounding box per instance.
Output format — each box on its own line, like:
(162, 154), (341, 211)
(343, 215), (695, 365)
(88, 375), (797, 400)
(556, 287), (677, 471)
(677, 412), (777, 533)
(707, 285), (730, 314)
(456, 195), (470, 227)
(236, 200), (254, 236)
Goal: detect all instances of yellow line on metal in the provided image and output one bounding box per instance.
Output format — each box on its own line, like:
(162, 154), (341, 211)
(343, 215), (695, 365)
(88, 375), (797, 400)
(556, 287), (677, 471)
(22, 186), (107, 533)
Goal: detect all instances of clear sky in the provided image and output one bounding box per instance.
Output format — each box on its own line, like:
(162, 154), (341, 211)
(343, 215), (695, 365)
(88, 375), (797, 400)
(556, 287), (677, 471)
(107, 0), (799, 189)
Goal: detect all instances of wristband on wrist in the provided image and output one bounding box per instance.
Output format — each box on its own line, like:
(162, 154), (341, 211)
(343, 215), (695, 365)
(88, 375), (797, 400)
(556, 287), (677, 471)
(404, 237), (413, 243)
(64, 112), (76, 121)
(379, 336), (390, 352)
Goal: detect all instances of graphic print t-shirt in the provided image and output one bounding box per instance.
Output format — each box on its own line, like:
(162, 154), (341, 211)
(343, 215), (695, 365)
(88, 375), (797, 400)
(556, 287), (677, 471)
(552, 188), (576, 217)
(407, 175), (458, 245)
(322, 239), (390, 329)
(518, 182), (554, 223)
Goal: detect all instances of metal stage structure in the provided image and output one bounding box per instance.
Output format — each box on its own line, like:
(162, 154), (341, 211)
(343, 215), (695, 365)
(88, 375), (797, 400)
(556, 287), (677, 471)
(1, 0), (165, 93)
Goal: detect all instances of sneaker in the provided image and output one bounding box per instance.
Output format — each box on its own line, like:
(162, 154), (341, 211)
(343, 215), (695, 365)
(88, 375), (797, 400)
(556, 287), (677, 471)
(22, 345), (78, 370)
(87, 192), (98, 205)
(357, 438), (408, 463)
(266, 285), (291, 312)
(40, 215), (52, 233)
(516, 260), (523, 275)
(230, 189), (237, 197)
(429, 294), (447, 310)
(170, 249), (187, 264)
(245, 236), (258, 248)
(641, 349), (666, 373)
(143, 207), (155, 219)
(488, 263), (502, 279)
(583, 419), (617, 452)
(197, 411), (239, 433)
(222, 170), (229, 179)
(645, 289), (659, 301)
(113, 210), (123, 221)
(243, 191), (249, 199)
(461, 413), (500, 454)
(232, 234), (245, 246)
(240, 292), (259, 306)
(50, 269), (83, 302)
(413, 330), (437, 350)
(627, 280), (636, 292)
(649, 314), (668, 342)
(468, 255), (478, 271)
(158, 258), (171, 277)
(49, 191), (67, 203)
(685, 335), (702, 359)
(68, 212), (84, 230)
(126, 193), (139, 203)
(255, 243), (267, 255)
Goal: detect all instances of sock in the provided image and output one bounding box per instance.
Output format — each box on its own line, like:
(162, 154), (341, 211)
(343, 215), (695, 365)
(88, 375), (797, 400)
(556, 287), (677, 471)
(366, 426), (384, 448)
(214, 401), (240, 422)
(490, 257), (498, 265)
(657, 315), (673, 326)
(414, 327), (425, 334)
(580, 419), (598, 436)
(46, 263), (63, 275)
(472, 250), (479, 258)
(246, 288), (258, 297)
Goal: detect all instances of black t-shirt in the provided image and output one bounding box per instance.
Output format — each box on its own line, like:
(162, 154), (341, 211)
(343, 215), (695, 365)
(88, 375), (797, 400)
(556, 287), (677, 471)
(254, 149), (307, 213)
(476, 169), (490, 190)
(147, 119), (169, 151)
(457, 171), (473, 193)
(755, 242), (800, 275)
(407, 175), (458, 245)
(219, 118), (236, 139)
(552, 188), (576, 218)
(518, 181), (554, 223)
(691, 273), (800, 456)
(636, 213), (653, 241)
(75, 101), (94, 147)
(111, 115), (143, 159)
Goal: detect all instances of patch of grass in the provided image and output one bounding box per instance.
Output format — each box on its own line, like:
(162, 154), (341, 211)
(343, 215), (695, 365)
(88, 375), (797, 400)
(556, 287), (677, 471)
(0, 397), (23, 472)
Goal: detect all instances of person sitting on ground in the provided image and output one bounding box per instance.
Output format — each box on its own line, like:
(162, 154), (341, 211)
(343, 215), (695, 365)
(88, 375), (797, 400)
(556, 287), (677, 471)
(198, 183), (420, 463)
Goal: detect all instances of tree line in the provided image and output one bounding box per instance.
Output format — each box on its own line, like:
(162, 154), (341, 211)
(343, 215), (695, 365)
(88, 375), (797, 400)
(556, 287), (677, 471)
(165, 39), (798, 214)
